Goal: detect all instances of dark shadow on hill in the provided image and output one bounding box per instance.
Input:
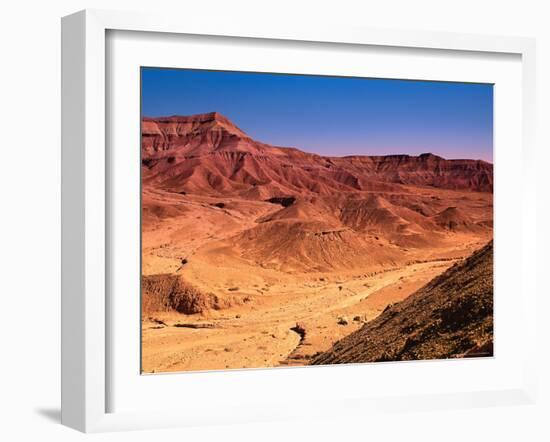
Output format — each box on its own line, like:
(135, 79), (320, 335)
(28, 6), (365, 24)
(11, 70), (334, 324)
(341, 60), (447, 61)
(312, 241), (493, 365)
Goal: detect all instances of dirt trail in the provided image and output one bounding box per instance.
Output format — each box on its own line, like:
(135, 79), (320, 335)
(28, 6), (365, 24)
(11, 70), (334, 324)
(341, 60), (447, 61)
(141, 258), (456, 373)
(141, 190), (491, 373)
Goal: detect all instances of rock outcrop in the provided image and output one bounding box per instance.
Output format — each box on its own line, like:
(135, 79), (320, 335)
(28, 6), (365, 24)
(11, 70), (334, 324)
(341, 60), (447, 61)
(311, 241), (494, 364)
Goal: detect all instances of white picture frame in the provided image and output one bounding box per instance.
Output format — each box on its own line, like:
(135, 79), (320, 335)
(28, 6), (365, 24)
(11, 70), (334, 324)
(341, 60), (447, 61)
(61, 9), (537, 433)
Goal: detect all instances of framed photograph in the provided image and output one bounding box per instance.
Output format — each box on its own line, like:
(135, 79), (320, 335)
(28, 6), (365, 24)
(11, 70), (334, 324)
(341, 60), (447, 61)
(61, 9), (537, 432)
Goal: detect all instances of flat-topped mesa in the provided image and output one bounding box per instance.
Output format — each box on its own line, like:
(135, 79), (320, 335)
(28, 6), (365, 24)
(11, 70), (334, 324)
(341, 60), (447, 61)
(143, 111), (248, 135)
(419, 152), (443, 160)
(142, 112), (253, 155)
(338, 152), (487, 168)
(141, 113), (493, 193)
(329, 152), (493, 192)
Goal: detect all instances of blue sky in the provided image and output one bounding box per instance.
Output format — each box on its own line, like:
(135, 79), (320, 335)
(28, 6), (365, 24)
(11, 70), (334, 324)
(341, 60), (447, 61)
(141, 68), (493, 162)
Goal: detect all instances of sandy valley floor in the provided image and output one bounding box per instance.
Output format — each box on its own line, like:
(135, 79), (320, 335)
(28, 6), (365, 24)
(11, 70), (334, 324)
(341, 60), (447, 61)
(141, 191), (489, 373)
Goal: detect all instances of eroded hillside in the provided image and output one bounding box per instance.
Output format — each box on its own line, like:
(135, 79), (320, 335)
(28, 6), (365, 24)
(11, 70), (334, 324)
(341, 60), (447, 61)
(311, 241), (493, 365)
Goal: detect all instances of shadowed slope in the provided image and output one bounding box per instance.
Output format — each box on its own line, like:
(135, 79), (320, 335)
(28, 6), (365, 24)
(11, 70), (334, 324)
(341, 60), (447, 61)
(142, 274), (238, 314)
(311, 241), (493, 364)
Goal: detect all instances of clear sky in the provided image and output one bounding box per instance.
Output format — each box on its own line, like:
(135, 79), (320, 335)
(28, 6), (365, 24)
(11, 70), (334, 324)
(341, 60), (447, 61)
(141, 68), (493, 162)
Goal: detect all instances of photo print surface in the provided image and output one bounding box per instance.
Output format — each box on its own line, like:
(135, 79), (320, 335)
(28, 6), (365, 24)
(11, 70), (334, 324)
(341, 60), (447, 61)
(140, 68), (493, 373)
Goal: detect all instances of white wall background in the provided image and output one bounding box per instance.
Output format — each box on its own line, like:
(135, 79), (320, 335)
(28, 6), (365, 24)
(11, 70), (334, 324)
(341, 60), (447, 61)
(0, 1), (548, 440)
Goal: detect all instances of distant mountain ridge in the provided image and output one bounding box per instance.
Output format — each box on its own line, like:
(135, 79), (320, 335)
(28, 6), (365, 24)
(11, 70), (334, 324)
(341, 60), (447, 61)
(142, 112), (493, 194)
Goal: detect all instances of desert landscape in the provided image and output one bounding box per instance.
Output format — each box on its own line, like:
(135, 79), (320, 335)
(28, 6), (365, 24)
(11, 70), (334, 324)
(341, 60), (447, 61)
(140, 111), (493, 373)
